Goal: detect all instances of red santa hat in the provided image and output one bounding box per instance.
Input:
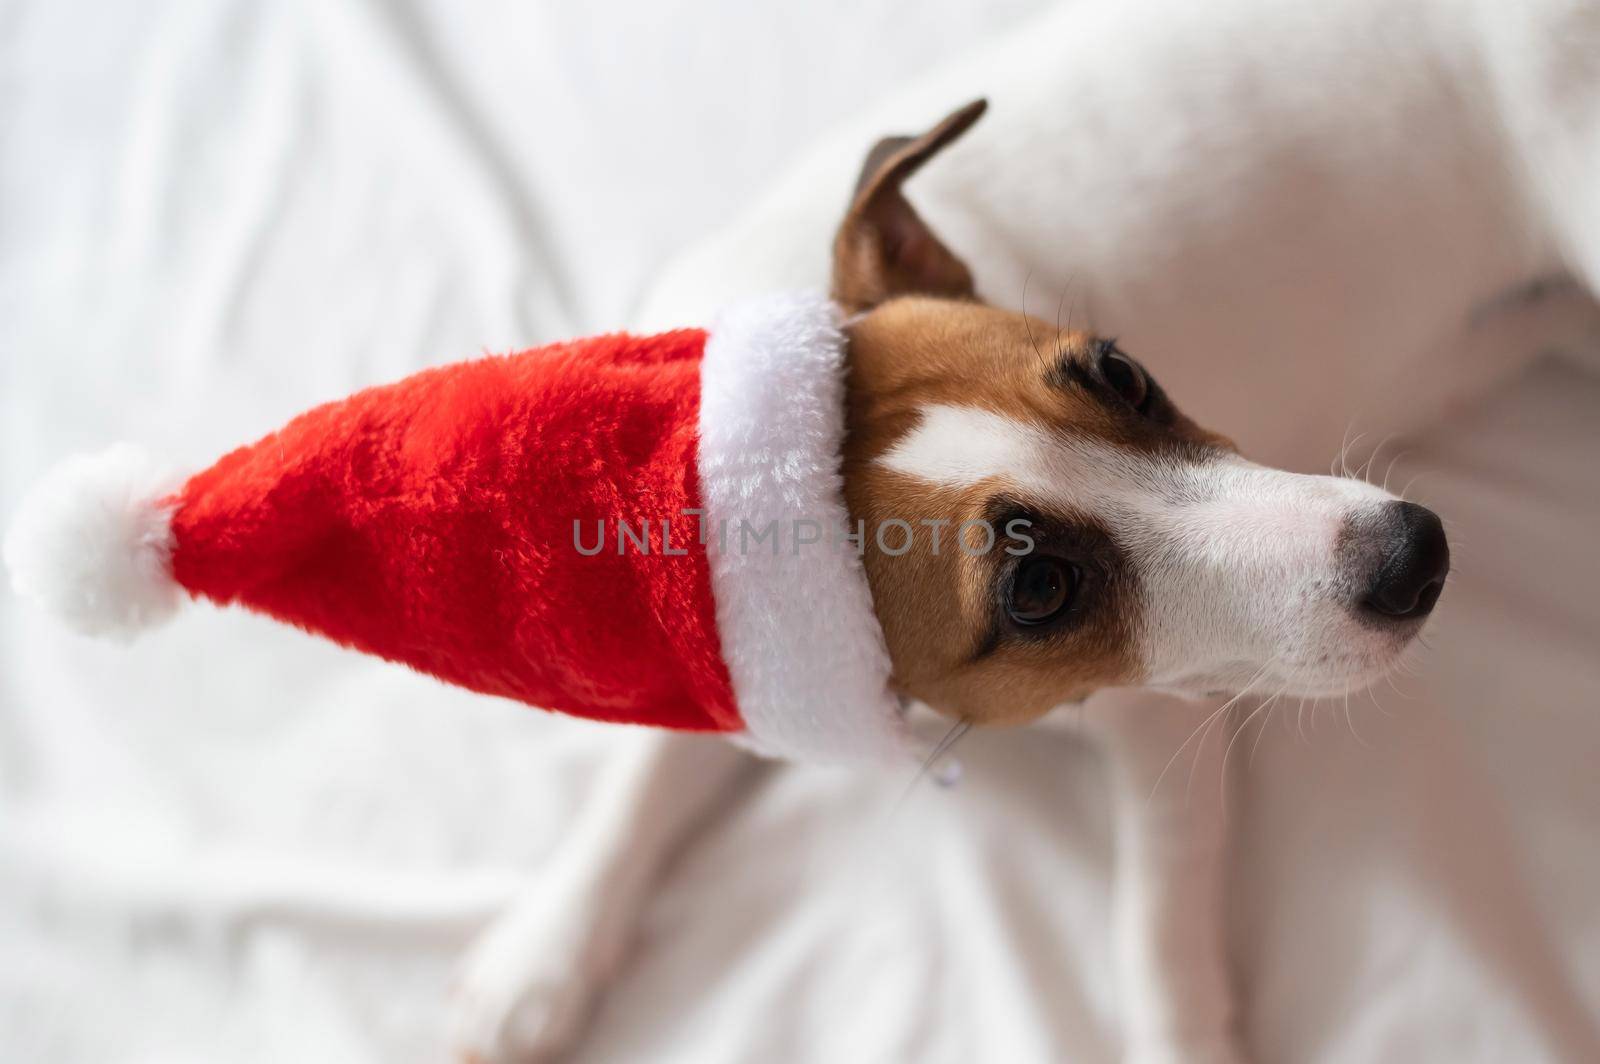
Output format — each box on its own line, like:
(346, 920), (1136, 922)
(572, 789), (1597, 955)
(5, 293), (912, 766)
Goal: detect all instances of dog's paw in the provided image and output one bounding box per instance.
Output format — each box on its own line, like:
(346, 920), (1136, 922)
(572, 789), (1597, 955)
(449, 873), (633, 1063)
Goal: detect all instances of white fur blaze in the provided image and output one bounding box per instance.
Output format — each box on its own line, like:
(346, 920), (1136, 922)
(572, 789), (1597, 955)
(4, 443), (184, 639)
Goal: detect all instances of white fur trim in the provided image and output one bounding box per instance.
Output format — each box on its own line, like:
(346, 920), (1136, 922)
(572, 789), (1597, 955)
(697, 292), (911, 766)
(5, 443), (183, 639)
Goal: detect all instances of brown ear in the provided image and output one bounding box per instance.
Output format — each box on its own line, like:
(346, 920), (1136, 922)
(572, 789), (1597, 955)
(831, 98), (986, 314)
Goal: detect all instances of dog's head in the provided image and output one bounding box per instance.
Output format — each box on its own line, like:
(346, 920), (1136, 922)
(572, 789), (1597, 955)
(835, 101), (1449, 726)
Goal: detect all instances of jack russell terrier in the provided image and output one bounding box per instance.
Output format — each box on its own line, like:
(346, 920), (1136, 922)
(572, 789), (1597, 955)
(452, 0), (1600, 1058)
(449, 100), (1453, 1064)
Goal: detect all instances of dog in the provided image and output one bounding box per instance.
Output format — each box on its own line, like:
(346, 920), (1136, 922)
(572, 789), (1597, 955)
(453, 0), (1600, 1058)
(450, 94), (1460, 1064)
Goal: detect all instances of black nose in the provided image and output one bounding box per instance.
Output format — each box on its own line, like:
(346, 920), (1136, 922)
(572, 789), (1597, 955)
(1361, 501), (1450, 621)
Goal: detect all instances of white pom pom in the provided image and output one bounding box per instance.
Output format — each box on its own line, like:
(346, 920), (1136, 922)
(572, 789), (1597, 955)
(5, 443), (184, 639)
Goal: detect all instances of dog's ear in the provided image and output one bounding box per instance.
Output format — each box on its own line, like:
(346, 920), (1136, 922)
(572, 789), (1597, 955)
(831, 98), (986, 314)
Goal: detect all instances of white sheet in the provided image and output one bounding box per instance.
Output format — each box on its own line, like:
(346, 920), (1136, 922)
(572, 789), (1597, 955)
(3, 2), (1598, 1063)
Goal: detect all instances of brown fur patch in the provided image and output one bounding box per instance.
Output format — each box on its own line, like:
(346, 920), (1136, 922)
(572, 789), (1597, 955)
(826, 101), (1232, 727)
(839, 297), (1229, 726)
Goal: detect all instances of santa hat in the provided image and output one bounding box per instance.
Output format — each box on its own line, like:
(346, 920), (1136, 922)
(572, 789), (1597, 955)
(5, 292), (911, 766)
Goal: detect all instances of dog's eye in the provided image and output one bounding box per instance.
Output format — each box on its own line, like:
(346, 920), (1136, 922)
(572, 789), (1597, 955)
(1098, 348), (1150, 413)
(1007, 556), (1079, 626)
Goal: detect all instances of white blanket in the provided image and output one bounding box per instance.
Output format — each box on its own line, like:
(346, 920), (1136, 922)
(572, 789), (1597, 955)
(4, 2), (1598, 1062)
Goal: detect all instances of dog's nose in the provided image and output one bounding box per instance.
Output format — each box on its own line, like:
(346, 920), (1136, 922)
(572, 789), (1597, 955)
(1361, 501), (1449, 621)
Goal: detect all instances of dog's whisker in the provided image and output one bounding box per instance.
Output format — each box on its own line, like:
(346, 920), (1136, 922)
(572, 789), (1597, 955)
(1357, 432), (1397, 485)
(1344, 432), (1369, 480)
(1222, 684), (1281, 788)
(1186, 704), (1234, 805)
(1384, 651), (1423, 696)
(1160, 705), (1233, 806)
(924, 717), (971, 771)
(1151, 662), (1274, 806)
(1147, 679), (1257, 806)
(1047, 273), (1080, 363)
(1332, 425), (1368, 480)
(1364, 682), (1395, 719)
(1062, 272), (1080, 350)
(1221, 684), (1286, 798)
(1381, 448), (1412, 494)
(1332, 420), (1357, 477)
(1342, 682), (1373, 750)
(1249, 685), (1292, 767)
(1021, 271), (1051, 375)
(1053, 279), (1069, 361)
(1398, 469), (1434, 500)
(896, 717), (973, 808)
